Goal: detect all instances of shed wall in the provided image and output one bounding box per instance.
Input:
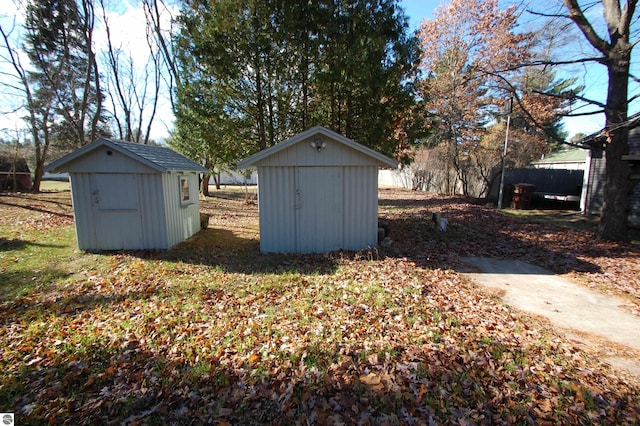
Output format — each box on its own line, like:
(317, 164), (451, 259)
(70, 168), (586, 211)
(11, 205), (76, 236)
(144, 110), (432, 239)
(256, 165), (378, 253)
(585, 127), (640, 225)
(162, 172), (201, 248)
(630, 129), (640, 225)
(138, 173), (170, 248)
(256, 166), (297, 253)
(69, 172), (171, 250)
(256, 138), (381, 167)
(343, 166), (378, 250)
(68, 173), (96, 250)
(295, 166), (344, 253)
(586, 151), (606, 216)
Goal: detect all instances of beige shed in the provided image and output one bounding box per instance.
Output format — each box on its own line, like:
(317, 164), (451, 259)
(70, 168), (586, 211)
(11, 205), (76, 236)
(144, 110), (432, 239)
(237, 126), (399, 253)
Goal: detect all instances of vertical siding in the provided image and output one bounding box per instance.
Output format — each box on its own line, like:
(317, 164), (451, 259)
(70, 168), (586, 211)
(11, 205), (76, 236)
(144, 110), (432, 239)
(586, 129), (640, 225)
(68, 171), (200, 251)
(295, 166), (344, 253)
(69, 173), (97, 250)
(629, 128), (640, 225)
(257, 166), (297, 253)
(256, 165), (379, 253)
(91, 174), (144, 250)
(258, 137), (381, 167)
(162, 172), (201, 249)
(343, 166), (378, 250)
(587, 150), (606, 215)
(138, 174), (168, 249)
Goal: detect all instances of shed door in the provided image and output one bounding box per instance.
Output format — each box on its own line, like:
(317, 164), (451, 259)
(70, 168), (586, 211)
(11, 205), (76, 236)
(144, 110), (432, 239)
(91, 174), (143, 250)
(296, 167), (343, 253)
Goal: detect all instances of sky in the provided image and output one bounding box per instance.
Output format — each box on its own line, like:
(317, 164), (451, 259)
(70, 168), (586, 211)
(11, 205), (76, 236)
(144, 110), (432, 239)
(1, 0), (633, 144)
(398, 0), (615, 139)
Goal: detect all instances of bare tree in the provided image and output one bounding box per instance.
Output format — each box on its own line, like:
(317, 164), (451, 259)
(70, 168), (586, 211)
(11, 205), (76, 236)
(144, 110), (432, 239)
(526, 0), (638, 241)
(142, 0), (179, 109)
(0, 17), (52, 192)
(99, 0), (161, 144)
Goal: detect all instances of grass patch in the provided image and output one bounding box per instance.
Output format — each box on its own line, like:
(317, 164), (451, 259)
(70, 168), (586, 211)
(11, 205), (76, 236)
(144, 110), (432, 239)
(40, 180), (71, 192)
(0, 226), (81, 299)
(501, 208), (597, 231)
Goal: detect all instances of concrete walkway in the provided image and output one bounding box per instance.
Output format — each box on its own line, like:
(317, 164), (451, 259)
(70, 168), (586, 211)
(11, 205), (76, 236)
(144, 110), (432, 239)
(460, 257), (640, 371)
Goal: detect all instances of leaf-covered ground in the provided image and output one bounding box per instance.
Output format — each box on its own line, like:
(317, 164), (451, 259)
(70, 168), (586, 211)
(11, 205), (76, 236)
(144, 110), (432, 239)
(1, 188), (639, 424)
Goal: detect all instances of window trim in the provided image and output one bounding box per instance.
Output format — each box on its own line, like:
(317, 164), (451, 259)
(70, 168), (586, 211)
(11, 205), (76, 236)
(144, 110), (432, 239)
(180, 175), (192, 205)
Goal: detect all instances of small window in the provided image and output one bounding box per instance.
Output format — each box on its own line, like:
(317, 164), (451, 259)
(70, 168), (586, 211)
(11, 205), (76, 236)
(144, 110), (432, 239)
(180, 176), (190, 203)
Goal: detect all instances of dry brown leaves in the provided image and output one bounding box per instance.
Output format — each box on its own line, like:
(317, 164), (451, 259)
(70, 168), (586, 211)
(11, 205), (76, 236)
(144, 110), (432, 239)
(1, 188), (639, 424)
(377, 189), (640, 314)
(0, 192), (74, 230)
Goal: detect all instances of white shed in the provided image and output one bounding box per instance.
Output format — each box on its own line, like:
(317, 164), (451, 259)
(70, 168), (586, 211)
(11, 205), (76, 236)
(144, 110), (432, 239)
(237, 126), (399, 253)
(45, 139), (208, 251)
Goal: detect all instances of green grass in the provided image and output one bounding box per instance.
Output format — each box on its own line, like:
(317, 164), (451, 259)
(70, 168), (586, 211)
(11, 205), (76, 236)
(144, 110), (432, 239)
(0, 225), (81, 299)
(40, 180), (71, 192)
(501, 208), (597, 231)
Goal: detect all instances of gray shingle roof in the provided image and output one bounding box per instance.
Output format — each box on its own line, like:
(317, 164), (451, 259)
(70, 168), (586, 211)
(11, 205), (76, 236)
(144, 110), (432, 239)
(46, 139), (209, 173)
(108, 140), (208, 172)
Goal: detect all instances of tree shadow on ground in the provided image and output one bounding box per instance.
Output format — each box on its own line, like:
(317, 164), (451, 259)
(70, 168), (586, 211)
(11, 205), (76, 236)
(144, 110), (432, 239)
(0, 198), (74, 219)
(157, 227), (342, 276)
(0, 267), (72, 302)
(0, 238), (67, 252)
(5, 333), (639, 424)
(105, 189), (624, 279)
(154, 192), (608, 277)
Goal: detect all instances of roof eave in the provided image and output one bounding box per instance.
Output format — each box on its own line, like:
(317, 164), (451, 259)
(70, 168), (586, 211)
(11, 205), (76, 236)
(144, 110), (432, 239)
(577, 111), (640, 149)
(45, 139), (166, 173)
(45, 139), (209, 173)
(237, 126), (400, 169)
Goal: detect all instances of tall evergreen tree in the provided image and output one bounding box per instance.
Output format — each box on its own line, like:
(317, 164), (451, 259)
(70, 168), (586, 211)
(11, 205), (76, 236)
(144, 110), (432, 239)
(24, 0), (106, 156)
(172, 0), (421, 180)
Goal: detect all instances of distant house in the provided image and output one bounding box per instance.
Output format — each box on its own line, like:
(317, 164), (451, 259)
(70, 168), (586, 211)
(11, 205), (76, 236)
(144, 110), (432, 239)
(238, 126), (399, 253)
(531, 149), (587, 171)
(580, 113), (640, 225)
(45, 139), (209, 251)
(0, 155), (31, 191)
(208, 170), (257, 186)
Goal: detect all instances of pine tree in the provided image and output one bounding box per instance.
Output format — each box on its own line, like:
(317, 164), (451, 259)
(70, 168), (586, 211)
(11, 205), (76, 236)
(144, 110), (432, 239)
(173, 0), (421, 179)
(24, 0), (107, 154)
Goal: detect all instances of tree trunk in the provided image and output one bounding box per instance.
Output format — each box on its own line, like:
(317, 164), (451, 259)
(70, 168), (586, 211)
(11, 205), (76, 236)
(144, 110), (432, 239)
(201, 173), (210, 197)
(255, 55), (267, 150)
(596, 43), (632, 242)
(215, 171), (221, 190)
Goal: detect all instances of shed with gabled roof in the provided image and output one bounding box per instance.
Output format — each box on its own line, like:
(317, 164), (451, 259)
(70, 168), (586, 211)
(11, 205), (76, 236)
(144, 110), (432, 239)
(238, 126), (399, 253)
(46, 139), (208, 251)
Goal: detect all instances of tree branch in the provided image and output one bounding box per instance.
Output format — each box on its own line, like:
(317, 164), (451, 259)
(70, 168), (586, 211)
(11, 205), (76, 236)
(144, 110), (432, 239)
(525, 56), (607, 67)
(526, 9), (567, 19)
(603, 0), (636, 43)
(532, 89), (607, 109)
(561, 109), (606, 117)
(562, 0), (611, 54)
(482, 68), (583, 147)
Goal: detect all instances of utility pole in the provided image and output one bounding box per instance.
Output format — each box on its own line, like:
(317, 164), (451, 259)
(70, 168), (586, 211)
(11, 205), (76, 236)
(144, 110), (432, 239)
(497, 97), (512, 211)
